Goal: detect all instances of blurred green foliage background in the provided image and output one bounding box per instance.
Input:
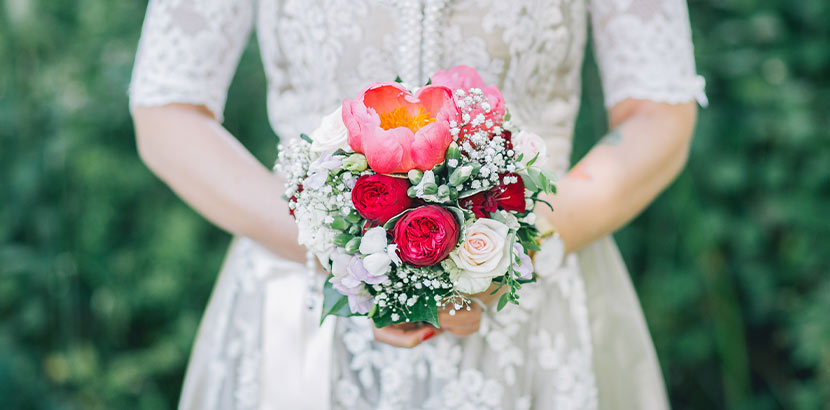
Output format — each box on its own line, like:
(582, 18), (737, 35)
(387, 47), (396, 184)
(1, 0), (827, 409)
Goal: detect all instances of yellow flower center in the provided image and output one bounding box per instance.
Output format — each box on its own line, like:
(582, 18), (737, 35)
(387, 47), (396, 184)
(378, 106), (436, 132)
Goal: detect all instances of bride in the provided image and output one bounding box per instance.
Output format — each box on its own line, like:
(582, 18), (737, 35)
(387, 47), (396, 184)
(129, 0), (706, 409)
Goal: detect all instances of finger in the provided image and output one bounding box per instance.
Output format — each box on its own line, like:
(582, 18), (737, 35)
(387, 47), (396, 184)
(441, 321), (480, 337)
(438, 310), (481, 337)
(372, 324), (439, 348)
(446, 326), (479, 337)
(438, 304), (482, 327)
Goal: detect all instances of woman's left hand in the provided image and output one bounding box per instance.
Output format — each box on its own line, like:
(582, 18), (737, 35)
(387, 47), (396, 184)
(438, 301), (483, 337)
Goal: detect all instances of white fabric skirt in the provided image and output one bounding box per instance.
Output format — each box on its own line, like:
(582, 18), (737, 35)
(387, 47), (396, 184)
(178, 235), (670, 410)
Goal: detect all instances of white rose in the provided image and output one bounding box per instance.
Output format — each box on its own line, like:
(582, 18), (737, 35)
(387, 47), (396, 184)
(310, 107), (350, 152)
(512, 130), (547, 167)
(448, 218), (512, 293)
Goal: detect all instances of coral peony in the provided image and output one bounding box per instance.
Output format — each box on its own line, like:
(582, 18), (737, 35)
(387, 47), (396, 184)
(342, 82), (460, 174)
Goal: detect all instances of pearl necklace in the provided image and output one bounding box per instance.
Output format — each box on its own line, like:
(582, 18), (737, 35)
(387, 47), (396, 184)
(397, 0), (450, 85)
(422, 0), (449, 82)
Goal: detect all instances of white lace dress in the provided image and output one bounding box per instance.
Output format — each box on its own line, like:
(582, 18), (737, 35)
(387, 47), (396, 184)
(129, 1), (707, 409)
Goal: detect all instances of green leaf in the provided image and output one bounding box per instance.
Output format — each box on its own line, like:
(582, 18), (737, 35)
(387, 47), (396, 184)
(541, 168), (559, 183)
(300, 133), (313, 144)
(497, 293), (510, 311)
(383, 207), (418, 230)
(521, 240), (541, 252)
(371, 292), (442, 328)
(409, 298), (441, 328)
(537, 168), (558, 194)
(320, 275), (358, 324)
(425, 77), (432, 86)
(394, 75), (404, 83)
(518, 172), (539, 192)
(458, 185), (490, 198)
(444, 206), (467, 229)
(525, 152), (540, 167)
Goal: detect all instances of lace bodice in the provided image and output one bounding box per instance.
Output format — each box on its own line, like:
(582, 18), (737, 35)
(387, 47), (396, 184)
(130, 0), (705, 175)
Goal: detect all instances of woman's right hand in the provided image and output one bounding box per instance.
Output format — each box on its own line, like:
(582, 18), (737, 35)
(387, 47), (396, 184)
(372, 323), (440, 348)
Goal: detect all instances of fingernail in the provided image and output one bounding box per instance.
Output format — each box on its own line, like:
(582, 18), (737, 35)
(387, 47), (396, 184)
(421, 329), (436, 341)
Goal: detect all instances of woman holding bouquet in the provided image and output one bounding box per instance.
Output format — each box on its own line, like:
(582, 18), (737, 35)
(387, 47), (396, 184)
(130, 0), (706, 409)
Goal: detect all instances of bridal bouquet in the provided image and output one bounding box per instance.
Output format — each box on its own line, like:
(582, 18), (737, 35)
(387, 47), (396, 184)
(275, 65), (557, 327)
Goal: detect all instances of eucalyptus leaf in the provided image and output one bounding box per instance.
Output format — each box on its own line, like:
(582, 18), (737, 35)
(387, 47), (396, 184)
(519, 172), (539, 192)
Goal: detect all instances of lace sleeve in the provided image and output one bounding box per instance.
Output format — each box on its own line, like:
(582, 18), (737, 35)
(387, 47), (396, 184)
(590, 0), (708, 108)
(129, 0), (256, 121)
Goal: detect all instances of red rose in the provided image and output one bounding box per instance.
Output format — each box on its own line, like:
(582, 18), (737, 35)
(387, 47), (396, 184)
(392, 205), (460, 266)
(351, 174), (414, 223)
(459, 173), (525, 218)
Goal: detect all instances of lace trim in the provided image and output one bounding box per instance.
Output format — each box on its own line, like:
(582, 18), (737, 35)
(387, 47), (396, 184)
(591, 0), (708, 108)
(604, 74), (708, 107)
(129, 0), (255, 121)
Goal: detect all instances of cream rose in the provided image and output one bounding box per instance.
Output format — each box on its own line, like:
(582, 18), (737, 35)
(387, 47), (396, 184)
(448, 218), (512, 293)
(310, 107), (350, 152)
(512, 130), (547, 167)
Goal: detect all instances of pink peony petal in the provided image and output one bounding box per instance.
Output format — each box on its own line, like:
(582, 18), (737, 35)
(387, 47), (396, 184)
(430, 65), (487, 91)
(411, 122), (453, 171)
(362, 82), (414, 115)
(362, 127), (416, 174)
(342, 98), (365, 153)
(414, 85), (455, 118)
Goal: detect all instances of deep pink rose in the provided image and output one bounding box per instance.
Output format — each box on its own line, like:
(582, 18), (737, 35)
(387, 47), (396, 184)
(342, 82), (460, 174)
(393, 205), (459, 266)
(431, 65), (506, 129)
(459, 173), (526, 218)
(351, 174), (414, 223)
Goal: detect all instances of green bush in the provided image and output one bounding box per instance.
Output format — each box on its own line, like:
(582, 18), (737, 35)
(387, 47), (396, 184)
(1, 0), (827, 409)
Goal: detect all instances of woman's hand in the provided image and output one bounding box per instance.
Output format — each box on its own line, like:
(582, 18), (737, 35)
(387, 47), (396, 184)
(437, 302), (483, 337)
(372, 282), (506, 347)
(437, 282), (505, 337)
(371, 303), (483, 348)
(372, 323), (440, 348)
